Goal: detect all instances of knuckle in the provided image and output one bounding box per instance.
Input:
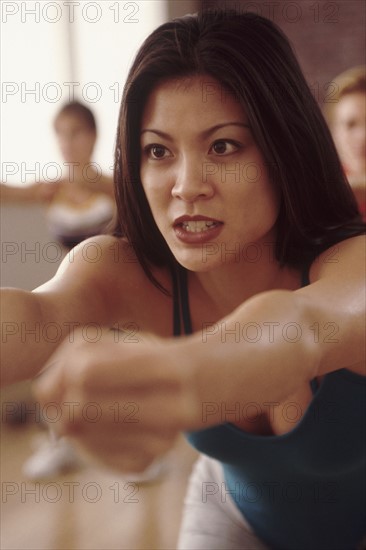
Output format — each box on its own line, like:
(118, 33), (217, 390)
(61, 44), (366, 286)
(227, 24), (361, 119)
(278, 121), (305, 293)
(66, 352), (94, 391)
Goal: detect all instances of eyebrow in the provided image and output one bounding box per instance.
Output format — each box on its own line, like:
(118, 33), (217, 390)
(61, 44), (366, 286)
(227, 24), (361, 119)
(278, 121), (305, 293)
(140, 122), (250, 140)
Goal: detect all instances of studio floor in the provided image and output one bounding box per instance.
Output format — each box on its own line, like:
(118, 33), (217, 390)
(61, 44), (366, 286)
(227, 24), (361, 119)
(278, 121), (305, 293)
(1, 414), (198, 550)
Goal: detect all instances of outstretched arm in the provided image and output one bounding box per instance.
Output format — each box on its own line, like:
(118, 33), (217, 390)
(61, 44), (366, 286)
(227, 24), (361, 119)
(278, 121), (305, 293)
(0, 236), (121, 386)
(184, 234), (365, 424)
(33, 235), (365, 471)
(0, 182), (59, 203)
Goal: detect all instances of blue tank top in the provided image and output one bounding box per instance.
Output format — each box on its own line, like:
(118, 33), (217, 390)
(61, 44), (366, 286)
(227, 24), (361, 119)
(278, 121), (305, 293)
(172, 265), (366, 550)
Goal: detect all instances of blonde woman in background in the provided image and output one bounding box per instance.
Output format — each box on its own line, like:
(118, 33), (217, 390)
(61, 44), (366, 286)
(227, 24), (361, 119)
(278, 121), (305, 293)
(1, 10), (365, 548)
(324, 66), (366, 220)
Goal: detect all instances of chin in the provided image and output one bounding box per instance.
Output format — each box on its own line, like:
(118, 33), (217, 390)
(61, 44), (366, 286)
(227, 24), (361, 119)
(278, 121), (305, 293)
(172, 247), (224, 273)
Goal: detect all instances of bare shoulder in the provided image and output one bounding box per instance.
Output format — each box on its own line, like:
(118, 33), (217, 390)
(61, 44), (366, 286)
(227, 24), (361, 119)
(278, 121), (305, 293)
(35, 234), (172, 329)
(300, 235), (365, 377)
(309, 234), (365, 283)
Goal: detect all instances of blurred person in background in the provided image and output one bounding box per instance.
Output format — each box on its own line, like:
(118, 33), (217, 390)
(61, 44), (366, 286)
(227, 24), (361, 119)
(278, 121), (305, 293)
(1, 9), (365, 548)
(1, 101), (116, 248)
(1, 102), (116, 479)
(324, 66), (366, 220)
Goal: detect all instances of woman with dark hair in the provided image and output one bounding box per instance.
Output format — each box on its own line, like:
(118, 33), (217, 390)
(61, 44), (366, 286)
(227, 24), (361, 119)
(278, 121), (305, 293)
(1, 100), (115, 248)
(1, 100), (116, 480)
(46, 101), (115, 248)
(1, 9), (365, 549)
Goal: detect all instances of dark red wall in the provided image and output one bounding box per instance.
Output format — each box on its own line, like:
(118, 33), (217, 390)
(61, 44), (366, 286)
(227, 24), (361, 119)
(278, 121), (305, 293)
(201, 0), (365, 105)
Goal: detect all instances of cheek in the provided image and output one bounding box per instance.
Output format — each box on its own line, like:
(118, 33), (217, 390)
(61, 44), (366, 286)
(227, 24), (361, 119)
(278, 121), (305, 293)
(238, 168), (280, 218)
(337, 125), (350, 138)
(249, 188), (280, 227)
(141, 167), (170, 206)
(79, 135), (94, 151)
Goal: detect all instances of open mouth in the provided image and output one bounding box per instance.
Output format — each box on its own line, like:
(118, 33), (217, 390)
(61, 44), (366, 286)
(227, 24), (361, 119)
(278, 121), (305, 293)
(173, 217), (224, 244)
(180, 220), (221, 233)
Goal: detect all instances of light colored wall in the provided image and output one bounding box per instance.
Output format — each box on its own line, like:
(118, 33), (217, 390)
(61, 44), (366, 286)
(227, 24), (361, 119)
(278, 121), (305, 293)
(1, 1), (168, 186)
(1, 1), (171, 287)
(1, 204), (66, 291)
(0, 203), (66, 403)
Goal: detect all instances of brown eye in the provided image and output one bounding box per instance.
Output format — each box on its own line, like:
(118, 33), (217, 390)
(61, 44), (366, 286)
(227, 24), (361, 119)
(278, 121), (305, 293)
(210, 140), (240, 156)
(150, 145), (167, 158)
(212, 141), (228, 154)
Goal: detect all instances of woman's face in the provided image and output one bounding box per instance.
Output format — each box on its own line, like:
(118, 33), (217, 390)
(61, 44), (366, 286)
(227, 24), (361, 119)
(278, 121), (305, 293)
(140, 76), (281, 272)
(54, 113), (96, 165)
(332, 92), (366, 176)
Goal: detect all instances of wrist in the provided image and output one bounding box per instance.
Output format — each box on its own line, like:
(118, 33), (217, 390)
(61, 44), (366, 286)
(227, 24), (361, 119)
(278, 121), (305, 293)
(167, 334), (231, 429)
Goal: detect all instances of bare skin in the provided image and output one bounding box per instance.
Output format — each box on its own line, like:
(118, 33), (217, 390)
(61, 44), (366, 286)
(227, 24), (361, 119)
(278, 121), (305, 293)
(0, 112), (114, 204)
(332, 92), (366, 184)
(331, 92), (366, 217)
(1, 77), (365, 473)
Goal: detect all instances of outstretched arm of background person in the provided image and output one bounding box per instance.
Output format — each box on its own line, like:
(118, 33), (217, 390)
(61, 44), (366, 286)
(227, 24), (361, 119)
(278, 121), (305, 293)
(0, 182), (60, 203)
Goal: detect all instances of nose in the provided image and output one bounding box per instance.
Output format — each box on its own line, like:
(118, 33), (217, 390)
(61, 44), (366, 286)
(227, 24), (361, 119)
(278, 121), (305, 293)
(171, 155), (214, 202)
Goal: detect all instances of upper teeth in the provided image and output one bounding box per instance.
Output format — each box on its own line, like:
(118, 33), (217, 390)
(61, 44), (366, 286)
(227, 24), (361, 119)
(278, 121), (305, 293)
(182, 221), (216, 232)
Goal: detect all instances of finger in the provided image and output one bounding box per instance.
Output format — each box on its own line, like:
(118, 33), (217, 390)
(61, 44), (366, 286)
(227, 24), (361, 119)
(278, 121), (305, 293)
(76, 446), (165, 474)
(67, 432), (176, 473)
(33, 338), (104, 402)
(52, 389), (198, 435)
(32, 357), (67, 405)
(64, 341), (184, 393)
(68, 428), (176, 457)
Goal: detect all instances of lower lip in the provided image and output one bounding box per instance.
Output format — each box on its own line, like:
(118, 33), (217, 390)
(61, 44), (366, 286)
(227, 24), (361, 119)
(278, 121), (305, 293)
(173, 223), (223, 244)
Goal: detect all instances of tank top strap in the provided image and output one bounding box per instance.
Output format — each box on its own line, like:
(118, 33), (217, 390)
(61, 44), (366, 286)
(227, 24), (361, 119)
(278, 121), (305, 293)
(310, 377), (319, 394)
(178, 267), (193, 335)
(172, 266), (193, 336)
(173, 262), (314, 341)
(172, 267), (182, 337)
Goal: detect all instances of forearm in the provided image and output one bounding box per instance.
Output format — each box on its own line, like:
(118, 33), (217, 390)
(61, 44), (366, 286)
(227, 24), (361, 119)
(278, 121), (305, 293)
(1, 237), (125, 387)
(0, 289), (61, 386)
(0, 183), (43, 202)
(174, 290), (320, 429)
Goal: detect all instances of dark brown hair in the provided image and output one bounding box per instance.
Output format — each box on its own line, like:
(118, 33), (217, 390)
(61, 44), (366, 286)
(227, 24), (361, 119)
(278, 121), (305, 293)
(113, 9), (364, 290)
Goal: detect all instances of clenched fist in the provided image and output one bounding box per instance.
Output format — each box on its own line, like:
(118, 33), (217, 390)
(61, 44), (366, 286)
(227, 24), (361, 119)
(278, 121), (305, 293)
(33, 328), (200, 473)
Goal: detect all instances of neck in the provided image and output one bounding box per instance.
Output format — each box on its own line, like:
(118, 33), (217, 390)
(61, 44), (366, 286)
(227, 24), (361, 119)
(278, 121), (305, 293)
(64, 160), (94, 182)
(190, 242), (300, 317)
